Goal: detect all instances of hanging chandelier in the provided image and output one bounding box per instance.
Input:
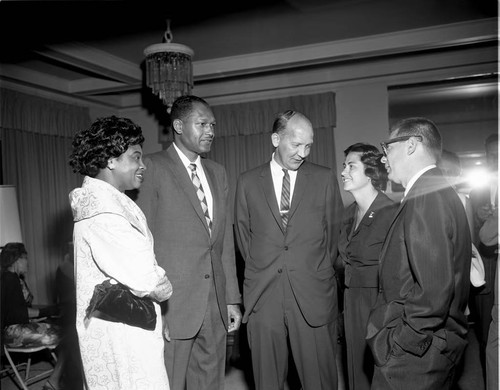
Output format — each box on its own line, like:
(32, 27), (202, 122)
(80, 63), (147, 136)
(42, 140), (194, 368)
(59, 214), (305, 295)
(144, 20), (194, 110)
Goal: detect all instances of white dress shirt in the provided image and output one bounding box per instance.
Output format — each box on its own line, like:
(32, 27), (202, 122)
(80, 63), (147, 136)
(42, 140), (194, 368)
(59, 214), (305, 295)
(173, 143), (214, 219)
(270, 153), (298, 211)
(403, 164), (436, 199)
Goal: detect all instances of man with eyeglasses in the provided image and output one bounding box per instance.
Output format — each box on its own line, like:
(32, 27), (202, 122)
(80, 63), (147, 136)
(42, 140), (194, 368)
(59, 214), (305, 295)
(366, 117), (471, 389)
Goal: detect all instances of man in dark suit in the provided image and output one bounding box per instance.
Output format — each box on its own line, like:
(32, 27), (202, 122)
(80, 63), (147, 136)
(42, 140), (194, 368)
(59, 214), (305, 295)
(469, 133), (498, 376)
(367, 117), (471, 389)
(234, 110), (343, 390)
(135, 95), (242, 390)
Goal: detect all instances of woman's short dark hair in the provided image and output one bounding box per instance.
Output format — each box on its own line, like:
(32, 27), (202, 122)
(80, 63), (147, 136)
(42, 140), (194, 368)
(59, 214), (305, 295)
(0, 242), (27, 271)
(69, 115), (144, 177)
(344, 142), (388, 191)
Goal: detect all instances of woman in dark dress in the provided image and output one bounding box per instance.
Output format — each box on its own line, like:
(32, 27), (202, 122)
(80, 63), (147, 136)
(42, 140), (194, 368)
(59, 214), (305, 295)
(338, 143), (398, 390)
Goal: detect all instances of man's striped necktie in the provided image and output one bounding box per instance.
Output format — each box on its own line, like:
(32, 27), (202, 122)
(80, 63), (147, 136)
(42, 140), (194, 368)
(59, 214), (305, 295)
(189, 163), (213, 234)
(280, 168), (290, 230)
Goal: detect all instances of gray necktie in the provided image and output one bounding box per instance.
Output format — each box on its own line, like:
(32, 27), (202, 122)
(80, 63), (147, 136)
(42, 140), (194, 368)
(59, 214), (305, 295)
(280, 168), (290, 229)
(189, 163), (212, 234)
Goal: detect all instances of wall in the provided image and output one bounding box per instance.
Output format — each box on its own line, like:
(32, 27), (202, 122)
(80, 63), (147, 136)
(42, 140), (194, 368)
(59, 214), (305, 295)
(334, 83), (390, 205)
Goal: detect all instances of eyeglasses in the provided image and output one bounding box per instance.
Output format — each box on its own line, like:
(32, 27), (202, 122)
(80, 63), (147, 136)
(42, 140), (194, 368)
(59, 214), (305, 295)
(380, 135), (423, 156)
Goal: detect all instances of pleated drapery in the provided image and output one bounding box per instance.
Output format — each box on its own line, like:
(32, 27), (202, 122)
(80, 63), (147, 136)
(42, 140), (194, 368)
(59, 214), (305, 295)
(1, 88), (90, 304)
(0, 89), (336, 303)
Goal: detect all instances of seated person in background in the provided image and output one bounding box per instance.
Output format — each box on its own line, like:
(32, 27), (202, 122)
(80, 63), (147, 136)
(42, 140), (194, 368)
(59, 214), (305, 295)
(1, 242), (64, 390)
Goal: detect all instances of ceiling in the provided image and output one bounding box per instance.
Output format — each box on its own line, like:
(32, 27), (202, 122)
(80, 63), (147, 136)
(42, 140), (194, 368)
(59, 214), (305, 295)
(0, 0), (497, 109)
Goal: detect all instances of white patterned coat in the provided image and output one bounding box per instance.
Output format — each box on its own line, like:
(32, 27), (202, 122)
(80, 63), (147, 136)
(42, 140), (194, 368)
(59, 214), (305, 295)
(70, 176), (170, 390)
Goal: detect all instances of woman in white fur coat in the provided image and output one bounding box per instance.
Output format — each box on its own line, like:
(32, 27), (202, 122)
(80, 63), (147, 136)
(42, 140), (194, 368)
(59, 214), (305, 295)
(69, 116), (173, 390)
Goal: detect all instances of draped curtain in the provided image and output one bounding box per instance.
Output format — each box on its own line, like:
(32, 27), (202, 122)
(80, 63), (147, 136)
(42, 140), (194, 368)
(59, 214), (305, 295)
(207, 92), (337, 207)
(1, 88), (90, 304)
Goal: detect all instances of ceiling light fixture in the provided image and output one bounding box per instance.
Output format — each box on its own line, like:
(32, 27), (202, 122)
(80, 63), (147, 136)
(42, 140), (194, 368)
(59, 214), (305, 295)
(144, 19), (194, 111)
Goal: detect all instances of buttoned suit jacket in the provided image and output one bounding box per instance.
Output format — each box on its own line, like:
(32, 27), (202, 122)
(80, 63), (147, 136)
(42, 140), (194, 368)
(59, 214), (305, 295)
(135, 146), (241, 339)
(366, 168), (471, 368)
(234, 160), (343, 326)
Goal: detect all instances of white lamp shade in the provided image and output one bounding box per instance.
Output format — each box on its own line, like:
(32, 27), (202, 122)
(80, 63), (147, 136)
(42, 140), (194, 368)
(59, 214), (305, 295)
(0, 185), (23, 246)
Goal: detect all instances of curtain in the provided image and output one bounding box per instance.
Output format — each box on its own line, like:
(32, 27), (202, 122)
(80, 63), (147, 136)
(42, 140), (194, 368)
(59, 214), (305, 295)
(1, 88), (90, 304)
(207, 92), (337, 206)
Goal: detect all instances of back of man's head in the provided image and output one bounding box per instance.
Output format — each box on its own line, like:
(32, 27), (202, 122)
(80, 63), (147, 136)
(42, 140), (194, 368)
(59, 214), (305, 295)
(391, 117), (442, 162)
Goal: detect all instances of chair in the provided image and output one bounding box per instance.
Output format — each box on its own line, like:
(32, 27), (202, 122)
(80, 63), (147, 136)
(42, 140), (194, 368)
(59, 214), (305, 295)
(1, 343), (58, 390)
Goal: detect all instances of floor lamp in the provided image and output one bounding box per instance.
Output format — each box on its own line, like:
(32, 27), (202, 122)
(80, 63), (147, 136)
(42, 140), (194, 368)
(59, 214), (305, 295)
(0, 185), (23, 248)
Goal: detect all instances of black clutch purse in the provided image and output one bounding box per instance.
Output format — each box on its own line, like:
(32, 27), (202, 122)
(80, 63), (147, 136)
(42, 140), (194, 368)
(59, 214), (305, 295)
(85, 279), (156, 331)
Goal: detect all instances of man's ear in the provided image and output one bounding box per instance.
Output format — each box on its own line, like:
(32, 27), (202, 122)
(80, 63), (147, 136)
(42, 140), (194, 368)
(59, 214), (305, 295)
(271, 132), (280, 148)
(407, 137), (419, 155)
(172, 119), (183, 135)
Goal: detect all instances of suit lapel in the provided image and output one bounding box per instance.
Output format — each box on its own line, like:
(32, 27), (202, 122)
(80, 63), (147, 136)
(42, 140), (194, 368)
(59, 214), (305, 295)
(259, 162), (311, 234)
(378, 198), (406, 262)
(378, 168), (441, 263)
(351, 193), (384, 239)
(260, 164), (285, 233)
(378, 180), (418, 265)
(166, 147), (211, 235)
(288, 164), (308, 221)
(342, 202), (356, 242)
(201, 160), (219, 237)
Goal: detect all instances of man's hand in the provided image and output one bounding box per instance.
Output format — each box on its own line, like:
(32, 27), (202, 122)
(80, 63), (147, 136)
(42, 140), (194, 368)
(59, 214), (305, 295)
(227, 304), (242, 333)
(163, 318), (171, 342)
(477, 203), (495, 222)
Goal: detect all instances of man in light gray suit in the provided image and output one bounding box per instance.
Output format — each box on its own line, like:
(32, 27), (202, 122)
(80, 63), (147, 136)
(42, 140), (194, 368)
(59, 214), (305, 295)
(135, 95), (242, 390)
(234, 110), (343, 390)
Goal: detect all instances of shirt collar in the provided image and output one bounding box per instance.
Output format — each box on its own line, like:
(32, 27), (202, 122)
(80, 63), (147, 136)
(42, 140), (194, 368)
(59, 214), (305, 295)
(270, 152), (298, 177)
(270, 152), (283, 174)
(403, 164), (436, 198)
(173, 142), (201, 169)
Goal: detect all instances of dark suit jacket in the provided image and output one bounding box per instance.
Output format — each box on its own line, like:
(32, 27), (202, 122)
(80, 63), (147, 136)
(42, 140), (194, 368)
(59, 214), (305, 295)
(367, 168), (471, 366)
(135, 146), (241, 339)
(234, 160), (343, 326)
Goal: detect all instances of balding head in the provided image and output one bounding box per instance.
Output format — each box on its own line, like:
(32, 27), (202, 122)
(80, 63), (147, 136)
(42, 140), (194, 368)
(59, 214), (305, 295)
(271, 110), (314, 171)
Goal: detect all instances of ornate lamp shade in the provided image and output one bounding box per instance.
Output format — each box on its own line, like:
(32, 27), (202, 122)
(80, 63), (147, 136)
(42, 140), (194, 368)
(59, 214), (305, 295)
(144, 20), (194, 111)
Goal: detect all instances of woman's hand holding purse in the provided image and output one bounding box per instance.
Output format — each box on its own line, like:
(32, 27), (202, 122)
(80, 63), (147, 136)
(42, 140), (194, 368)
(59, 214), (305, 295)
(149, 275), (173, 302)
